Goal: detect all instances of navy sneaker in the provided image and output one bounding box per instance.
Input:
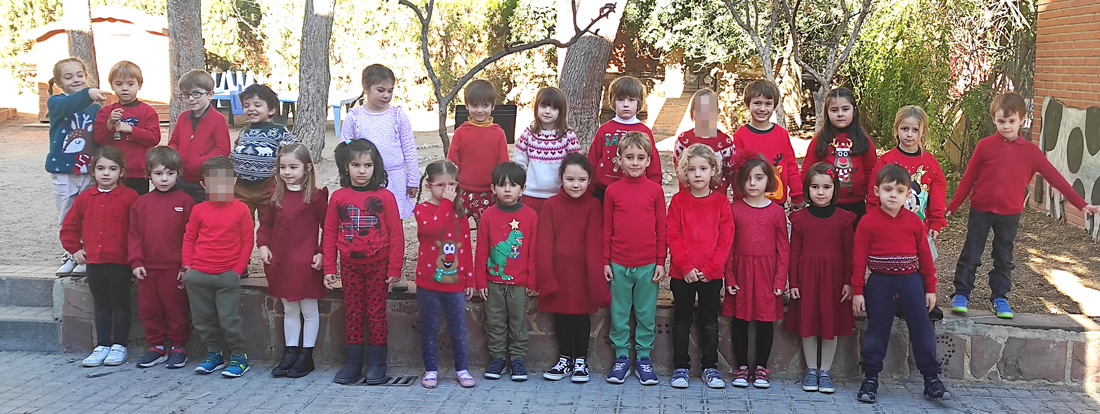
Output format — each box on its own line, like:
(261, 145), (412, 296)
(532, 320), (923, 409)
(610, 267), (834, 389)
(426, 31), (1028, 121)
(992, 298), (1014, 319)
(801, 368), (819, 391)
(635, 357), (658, 385)
(136, 347), (167, 368)
(484, 358), (506, 379)
(818, 370), (835, 393)
(670, 368), (689, 388)
(606, 356), (631, 384)
(221, 353), (250, 378)
(194, 352), (225, 374)
(923, 375), (952, 400)
(857, 376), (879, 403)
(510, 360), (528, 382)
(165, 348), (187, 369)
(951, 295), (968, 314)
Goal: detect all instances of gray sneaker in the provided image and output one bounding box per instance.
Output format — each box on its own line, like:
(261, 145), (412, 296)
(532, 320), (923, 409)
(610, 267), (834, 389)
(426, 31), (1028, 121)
(671, 368), (689, 388)
(802, 368), (819, 391)
(818, 370), (835, 393)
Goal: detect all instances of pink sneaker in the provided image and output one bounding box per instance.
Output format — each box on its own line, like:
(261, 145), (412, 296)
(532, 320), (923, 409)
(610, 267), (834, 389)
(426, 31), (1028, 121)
(421, 371), (438, 389)
(753, 366), (771, 388)
(457, 370), (476, 388)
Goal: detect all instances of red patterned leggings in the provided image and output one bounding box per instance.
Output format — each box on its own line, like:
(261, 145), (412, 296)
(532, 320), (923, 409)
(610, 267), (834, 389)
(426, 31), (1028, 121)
(341, 259), (389, 346)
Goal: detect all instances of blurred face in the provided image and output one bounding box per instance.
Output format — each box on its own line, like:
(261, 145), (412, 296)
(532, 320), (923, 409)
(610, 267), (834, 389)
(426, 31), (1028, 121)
(614, 96), (639, 120)
(468, 102), (493, 124)
(561, 165), (590, 199)
(181, 88), (212, 112)
(492, 179), (523, 205)
(201, 169), (235, 202)
(685, 156), (714, 192)
(994, 109), (1022, 140)
(94, 159), (122, 190)
(875, 180), (908, 214)
(827, 97), (854, 129)
(242, 96), (276, 124)
(537, 103), (560, 130)
(694, 95), (718, 131)
(278, 155), (308, 186)
(149, 165), (179, 192)
(57, 62), (87, 95)
(896, 117), (924, 152)
(808, 173), (834, 207)
(742, 165), (769, 198)
(749, 95), (775, 125)
(427, 173), (457, 202)
(347, 154), (375, 187)
(365, 80), (395, 111)
(110, 77), (141, 103)
(619, 145), (651, 178)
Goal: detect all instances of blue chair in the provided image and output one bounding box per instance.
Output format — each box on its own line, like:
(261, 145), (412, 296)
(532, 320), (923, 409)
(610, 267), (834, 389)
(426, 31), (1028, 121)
(229, 90), (243, 116)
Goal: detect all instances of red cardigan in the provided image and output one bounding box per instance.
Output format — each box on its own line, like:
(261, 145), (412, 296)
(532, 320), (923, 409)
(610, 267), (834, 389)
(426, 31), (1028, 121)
(673, 129), (737, 196)
(182, 199), (254, 275)
(603, 174), (667, 268)
(474, 203), (539, 289)
(128, 187), (194, 270)
(167, 106), (231, 182)
(94, 101), (161, 178)
(535, 189), (609, 313)
(447, 121), (509, 192)
(414, 199), (475, 293)
(733, 124), (804, 204)
(802, 132), (878, 205)
(666, 190), (734, 279)
(587, 119), (662, 191)
(851, 207), (936, 295)
(323, 187), (405, 277)
(60, 186), (140, 265)
(867, 148), (948, 231)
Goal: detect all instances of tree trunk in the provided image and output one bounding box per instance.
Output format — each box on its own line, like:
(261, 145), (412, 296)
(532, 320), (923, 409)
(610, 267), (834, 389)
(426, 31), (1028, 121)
(558, 0), (627, 151)
(293, 0), (337, 161)
(813, 84), (828, 130)
(168, 0), (205, 132)
(64, 0), (99, 88)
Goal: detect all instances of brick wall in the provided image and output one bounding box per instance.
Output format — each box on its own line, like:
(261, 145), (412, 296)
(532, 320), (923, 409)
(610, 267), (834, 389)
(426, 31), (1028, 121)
(1031, 0), (1100, 227)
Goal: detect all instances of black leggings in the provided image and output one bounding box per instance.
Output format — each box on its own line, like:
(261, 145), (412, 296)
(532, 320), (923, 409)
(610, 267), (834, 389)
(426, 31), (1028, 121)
(730, 318), (774, 368)
(553, 313), (591, 358)
(87, 263), (133, 347)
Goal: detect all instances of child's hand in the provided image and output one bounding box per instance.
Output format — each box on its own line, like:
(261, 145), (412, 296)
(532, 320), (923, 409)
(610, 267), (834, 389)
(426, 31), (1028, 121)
(773, 288), (783, 296)
(841, 284), (852, 302)
(925, 293), (937, 312)
(478, 288), (488, 300)
(177, 269), (185, 281)
(683, 269), (699, 283)
(324, 274), (338, 289)
(406, 187), (418, 199)
(726, 285), (739, 296)
(604, 265), (614, 282)
(311, 253), (323, 270)
(652, 266), (665, 283)
(88, 88), (106, 102)
(442, 184), (458, 202)
(258, 246), (272, 264)
(1086, 205), (1100, 215)
(526, 288), (538, 297)
(465, 287), (475, 301)
(944, 209), (953, 218)
(132, 266), (147, 280)
(789, 287), (800, 299)
(72, 249), (86, 265)
(929, 229), (940, 240)
(116, 123), (133, 133)
(385, 276), (401, 284)
(852, 294), (866, 315)
(108, 108), (123, 126)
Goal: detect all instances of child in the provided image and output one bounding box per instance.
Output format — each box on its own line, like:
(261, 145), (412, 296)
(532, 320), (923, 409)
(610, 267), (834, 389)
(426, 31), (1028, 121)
(868, 106), (947, 241)
(340, 64), (419, 219)
(257, 143), (327, 378)
(723, 154), (788, 389)
(587, 76), (661, 199)
(168, 69), (232, 204)
(514, 87), (581, 213)
(786, 162), (857, 394)
(94, 60), (160, 195)
(802, 87), (878, 222)
(732, 80), (803, 206)
(60, 147), (140, 367)
(447, 79), (509, 223)
(946, 92), (1100, 318)
(674, 89), (736, 196)
(128, 146), (194, 369)
(474, 162), (539, 382)
(666, 144), (733, 389)
(232, 84), (297, 221)
(413, 160), (476, 389)
(181, 156), (254, 378)
(603, 131), (666, 385)
(46, 57), (106, 277)
(324, 139), (404, 385)
(535, 153), (608, 383)
(852, 164), (949, 403)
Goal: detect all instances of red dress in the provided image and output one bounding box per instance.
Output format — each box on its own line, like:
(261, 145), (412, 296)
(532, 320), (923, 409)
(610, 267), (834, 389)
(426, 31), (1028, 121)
(535, 189), (609, 314)
(785, 206), (856, 339)
(257, 187), (328, 301)
(722, 200), (788, 321)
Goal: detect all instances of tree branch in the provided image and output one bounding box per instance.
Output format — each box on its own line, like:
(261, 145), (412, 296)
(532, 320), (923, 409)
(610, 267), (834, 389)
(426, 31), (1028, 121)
(826, 0), (872, 82)
(398, 0), (444, 106)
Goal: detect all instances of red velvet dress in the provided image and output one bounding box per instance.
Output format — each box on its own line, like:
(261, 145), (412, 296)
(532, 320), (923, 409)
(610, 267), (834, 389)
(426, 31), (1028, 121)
(257, 187), (328, 301)
(785, 206), (856, 339)
(722, 200), (788, 321)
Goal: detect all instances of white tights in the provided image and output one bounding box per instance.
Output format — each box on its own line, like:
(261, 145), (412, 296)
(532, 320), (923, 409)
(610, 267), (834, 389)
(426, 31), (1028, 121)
(283, 298), (319, 347)
(801, 336), (838, 371)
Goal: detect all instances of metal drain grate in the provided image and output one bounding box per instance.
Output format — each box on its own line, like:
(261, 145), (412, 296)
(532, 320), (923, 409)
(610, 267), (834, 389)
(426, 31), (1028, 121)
(363, 375), (418, 386)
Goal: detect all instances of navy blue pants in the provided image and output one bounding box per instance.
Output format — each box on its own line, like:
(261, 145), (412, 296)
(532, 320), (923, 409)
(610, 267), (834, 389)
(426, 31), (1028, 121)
(417, 287), (469, 372)
(953, 209), (1020, 301)
(860, 272), (940, 376)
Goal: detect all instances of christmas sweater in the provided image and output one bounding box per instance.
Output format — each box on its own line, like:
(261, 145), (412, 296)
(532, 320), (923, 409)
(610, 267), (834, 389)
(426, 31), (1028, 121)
(868, 147), (948, 231)
(733, 123), (803, 203)
(45, 88), (101, 175)
(94, 100), (161, 178)
(323, 186), (404, 277)
(586, 118), (662, 190)
(60, 186), (140, 264)
(447, 120), (510, 192)
(603, 174), (667, 267)
(231, 121), (297, 183)
(513, 128), (581, 198)
(802, 132), (878, 204)
(167, 106), (231, 182)
(415, 199), (474, 292)
(673, 129), (737, 195)
(474, 202), (538, 290)
(128, 186), (195, 270)
(851, 206), (936, 295)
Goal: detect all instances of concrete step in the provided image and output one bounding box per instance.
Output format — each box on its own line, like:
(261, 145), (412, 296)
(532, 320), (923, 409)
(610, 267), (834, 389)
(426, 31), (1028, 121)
(0, 305), (61, 352)
(0, 266), (59, 308)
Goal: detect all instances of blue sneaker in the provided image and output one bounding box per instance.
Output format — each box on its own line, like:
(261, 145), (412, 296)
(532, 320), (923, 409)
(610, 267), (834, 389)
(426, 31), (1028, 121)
(194, 352), (225, 374)
(992, 298), (1014, 319)
(221, 353), (250, 378)
(606, 356), (631, 384)
(636, 357), (658, 385)
(951, 295), (968, 314)
(671, 368), (689, 388)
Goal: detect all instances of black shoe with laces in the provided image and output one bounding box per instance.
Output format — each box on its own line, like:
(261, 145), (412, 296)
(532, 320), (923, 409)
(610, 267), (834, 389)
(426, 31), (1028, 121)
(923, 375), (951, 400)
(542, 355), (572, 381)
(857, 376), (879, 403)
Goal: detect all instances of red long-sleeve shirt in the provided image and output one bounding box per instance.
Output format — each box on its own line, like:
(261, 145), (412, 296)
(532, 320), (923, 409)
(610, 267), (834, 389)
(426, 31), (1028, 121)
(535, 189), (609, 313)
(733, 124), (803, 204)
(947, 133), (1088, 215)
(414, 199), (474, 293)
(867, 148), (948, 231)
(603, 174), (667, 267)
(128, 187), (194, 270)
(851, 206), (936, 295)
(60, 186), (140, 265)
(666, 190), (734, 279)
(673, 129), (737, 196)
(323, 187), (404, 277)
(474, 203), (538, 289)
(447, 121), (509, 192)
(802, 132), (877, 205)
(587, 119), (662, 191)
(167, 106), (231, 182)
(182, 199), (253, 275)
(94, 101), (161, 178)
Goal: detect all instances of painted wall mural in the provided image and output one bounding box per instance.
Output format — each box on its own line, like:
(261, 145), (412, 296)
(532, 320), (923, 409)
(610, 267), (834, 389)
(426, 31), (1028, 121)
(1040, 97), (1100, 240)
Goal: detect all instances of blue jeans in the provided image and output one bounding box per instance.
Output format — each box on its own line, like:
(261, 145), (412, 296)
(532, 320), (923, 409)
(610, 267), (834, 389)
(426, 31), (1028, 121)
(417, 288), (469, 372)
(860, 272), (940, 376)
(952, 209), (1021, 301)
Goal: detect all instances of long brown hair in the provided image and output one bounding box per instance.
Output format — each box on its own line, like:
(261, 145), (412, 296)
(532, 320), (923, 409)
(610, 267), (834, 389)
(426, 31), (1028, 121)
(271, 143), (319, 208)
(812, 87), (871, 157)
(417, 159), (465, 219)
(531, 87), (571, 141)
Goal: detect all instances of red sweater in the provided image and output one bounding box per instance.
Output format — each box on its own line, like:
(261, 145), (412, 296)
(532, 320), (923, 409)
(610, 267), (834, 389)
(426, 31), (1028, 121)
(733, 124), (803, 204)
(802, 132), (877, 205)
(447, 121), (509, 192)
(94, 101), (161, 178)
(167, 106), (231, 182)
(603, 174), (667, 267)
(673, 129), (737, 196)
(587, 119), (662, 190)
(666, 190), (734, 279)
(947, 134), (1088, 215)
(128, 187), (194, 270)
(182, 199), (253, 275)
(535, 189), (609, 313)
(60, 186), (140, 265)
(851, 206), (936, 295)
(323, 187), (404, 277)
(867, 148), (948, 231)
(474, 203), (538, 289)
(414, 199), (474, 293)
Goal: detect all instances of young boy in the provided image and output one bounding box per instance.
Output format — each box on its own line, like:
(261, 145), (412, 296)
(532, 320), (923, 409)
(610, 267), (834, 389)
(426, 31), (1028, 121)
(587, 76), (661, 200)
(94, 61), (161, 196)
(447, 79), (509, 223)
(946, 92), (1100, 318)
(474, 162), (538, 382)
(168, 69), (231, 204)
(128, 146), (194, 368)
(231, 83), (297, 221)
(602, 132), (666, 385)
(181, 156), (254, 377)
(851, 164), (948, 403)
(732, 80), (803, 206)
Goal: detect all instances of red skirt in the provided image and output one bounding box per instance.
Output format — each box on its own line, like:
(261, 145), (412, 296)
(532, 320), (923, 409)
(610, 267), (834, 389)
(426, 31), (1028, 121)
(721, 254), (783, 321)
(784, 257), (854, 339)
(265, 258), (326, 301)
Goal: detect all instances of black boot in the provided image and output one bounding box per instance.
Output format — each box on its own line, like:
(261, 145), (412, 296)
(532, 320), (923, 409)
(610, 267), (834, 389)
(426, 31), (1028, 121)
(363, 345), (388, 385)
(271, 346), (298, 377)
(287, 347), (315, 378)
(334, 344), (364, 384)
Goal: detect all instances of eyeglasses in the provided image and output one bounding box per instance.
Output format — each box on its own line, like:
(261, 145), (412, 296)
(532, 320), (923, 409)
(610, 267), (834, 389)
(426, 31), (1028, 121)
(177, 91), (209, 100)
(427, 182), (458, 188)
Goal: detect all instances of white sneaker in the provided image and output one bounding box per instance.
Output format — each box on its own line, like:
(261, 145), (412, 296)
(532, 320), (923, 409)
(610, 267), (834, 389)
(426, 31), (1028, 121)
(82, 346), (111, 367)
(71, 263), (87, 277)
(55, 258), (76, 276)
(103, 344), (128, 366)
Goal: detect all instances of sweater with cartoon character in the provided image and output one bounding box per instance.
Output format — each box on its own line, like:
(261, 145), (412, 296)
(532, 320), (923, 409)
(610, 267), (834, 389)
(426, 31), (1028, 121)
(586, 118), (662, 191)
(414, 199), (474, 293)
(323, 186), (404, 277)
(474, 202), (538, 290)
(45, 88), (101, 174)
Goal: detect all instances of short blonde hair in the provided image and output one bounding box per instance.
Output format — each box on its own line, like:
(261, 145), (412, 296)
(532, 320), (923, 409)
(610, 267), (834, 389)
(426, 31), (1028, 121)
(677, 143), (721, 187)
(608, 76), (646, 106)
(617, 131), (652, 155)
(108, 60), (143, 85)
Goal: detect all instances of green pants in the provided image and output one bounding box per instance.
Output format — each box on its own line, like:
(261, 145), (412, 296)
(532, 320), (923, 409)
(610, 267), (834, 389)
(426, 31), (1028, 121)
(484, 282), (529, 359)
(609, 262), (658, 359)
(183, 269), (247, 355)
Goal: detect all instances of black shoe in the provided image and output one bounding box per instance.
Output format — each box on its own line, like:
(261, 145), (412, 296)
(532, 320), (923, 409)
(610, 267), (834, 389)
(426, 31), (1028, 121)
(364, 345), (388, 385)
(484, 358), (507, 379)
(929, 306), (944, 322)
(334, 344), (364, 384)
(857, 376), (879, 403)
(923, 375), (951, 400)
(165, 347), (187, 369)
(287, 347), (314, 378)
(272, 346), (298, 377)
(510, 359), (528, 382)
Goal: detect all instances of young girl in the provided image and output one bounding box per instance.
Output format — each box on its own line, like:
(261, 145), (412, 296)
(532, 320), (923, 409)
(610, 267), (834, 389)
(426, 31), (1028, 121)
(513, 87), (581, 213)
(802, 87), (878, 223)
(60, 147), (140, 367)
(413, 160), (476, 389)
(786, 162), (857, 394)
(47, 57), (107, 277)
(673, 89), (736, 196)
(340, 64), (419, 219)
(324, 139), (404, 385)
(722, 154), (788, 388)
(867, 106), (947, 242)
(258, 143), (327, 378)
(535, 153), (608, 383)
(667, 144), (734, 389)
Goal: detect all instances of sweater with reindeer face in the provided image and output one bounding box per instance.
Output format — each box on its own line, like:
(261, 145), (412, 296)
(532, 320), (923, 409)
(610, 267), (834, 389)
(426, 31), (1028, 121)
(45, 88), (101, 175)
(414, 199), (474, 293)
